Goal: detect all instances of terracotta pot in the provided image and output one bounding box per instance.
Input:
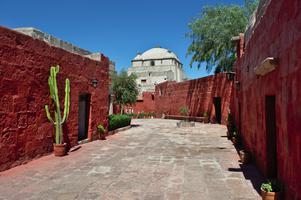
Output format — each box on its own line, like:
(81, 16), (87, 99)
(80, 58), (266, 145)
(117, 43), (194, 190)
(232, 137), (238, 146)
(204, 117), (209, 123)
(53, 143), (67, 157)
(227, 125), (234, 139)
(261, 188), (281, 200)
(100, 134), (106, 140)
(239, 150), (251, 164)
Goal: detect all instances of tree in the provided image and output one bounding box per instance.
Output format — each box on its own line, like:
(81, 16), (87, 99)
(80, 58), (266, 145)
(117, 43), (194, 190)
(111, 70), (139, 114)
(187, 0), (258, 73)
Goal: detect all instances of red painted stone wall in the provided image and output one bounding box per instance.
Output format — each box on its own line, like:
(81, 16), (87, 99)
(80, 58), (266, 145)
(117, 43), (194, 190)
(125, 92), (155, 114)
(231, 1), (301, 199)
(155, 74), (233, 125)
(0, 26), (109, 171)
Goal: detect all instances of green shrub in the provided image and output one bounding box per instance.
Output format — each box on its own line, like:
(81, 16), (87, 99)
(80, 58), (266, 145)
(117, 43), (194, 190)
(108, 114), (131, 131)
(137, 112), (145, 119)
(126, 113), (135, 118)
(149, 112), (156, 117)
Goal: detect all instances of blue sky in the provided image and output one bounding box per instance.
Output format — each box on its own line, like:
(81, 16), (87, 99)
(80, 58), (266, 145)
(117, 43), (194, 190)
(0, 0), (243, 79)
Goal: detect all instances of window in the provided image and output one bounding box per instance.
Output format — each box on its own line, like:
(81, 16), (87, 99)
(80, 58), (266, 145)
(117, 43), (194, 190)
(151, 94), (154, 101)
(141, 79), (147, 83)
(150, 60), (155, 66)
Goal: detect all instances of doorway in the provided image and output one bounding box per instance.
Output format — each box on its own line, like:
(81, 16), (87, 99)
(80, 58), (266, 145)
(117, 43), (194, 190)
(78, 93), (91, 141)
(265, 95), (277, 178)
(213, 97), (222, 124)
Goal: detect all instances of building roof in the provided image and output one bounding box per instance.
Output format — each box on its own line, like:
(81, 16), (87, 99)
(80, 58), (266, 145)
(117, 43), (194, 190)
(132, 47), (180, 62)
(14, 27), (92, 56)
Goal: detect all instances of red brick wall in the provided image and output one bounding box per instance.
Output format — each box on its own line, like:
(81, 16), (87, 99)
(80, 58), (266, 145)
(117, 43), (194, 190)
(155, 74), (233, 125)
(125, 92), (155, 114)
(232, 1), (301, 199)
(0, 26), (109, 171)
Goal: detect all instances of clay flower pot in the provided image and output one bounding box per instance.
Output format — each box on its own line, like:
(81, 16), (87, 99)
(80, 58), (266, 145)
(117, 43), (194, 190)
(100, 134), (106, 140)
(261, 188), (281, 200)
(53, 143), (67, 157)
(232, 137), (238, 146)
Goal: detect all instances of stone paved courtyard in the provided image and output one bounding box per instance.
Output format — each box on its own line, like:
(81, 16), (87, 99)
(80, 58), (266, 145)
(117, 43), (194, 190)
(0, 119), (263, 200)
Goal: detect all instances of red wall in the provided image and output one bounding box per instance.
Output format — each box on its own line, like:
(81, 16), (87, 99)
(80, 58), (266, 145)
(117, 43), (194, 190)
(125, 92), (155, 114)
(155, 74), (233, 125)
(0, 26), (109, 171)
(232, 1), (301, 199)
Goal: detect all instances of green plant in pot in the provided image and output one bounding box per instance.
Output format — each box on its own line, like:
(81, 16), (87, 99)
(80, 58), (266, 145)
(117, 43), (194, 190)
(261, 180), (281, 200)
(45, 65), (70, 157)
(97, 124), (106, 140)
(227, 111), (234, 139)
(179, 106), (189, 120)
(232, 131), (238, 146)
(203, 112), (209, 123)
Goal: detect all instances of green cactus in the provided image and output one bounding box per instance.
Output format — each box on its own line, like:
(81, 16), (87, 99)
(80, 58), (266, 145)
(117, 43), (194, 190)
(45, 65), (70, 144)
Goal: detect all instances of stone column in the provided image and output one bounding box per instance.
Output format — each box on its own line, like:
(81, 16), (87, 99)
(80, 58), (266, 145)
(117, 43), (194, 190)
(109, 94), (115, 115)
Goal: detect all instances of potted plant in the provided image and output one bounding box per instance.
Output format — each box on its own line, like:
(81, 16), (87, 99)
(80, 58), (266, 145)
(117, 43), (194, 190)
(97, 124), (106, 140)
(203, 112), (209, 123)
(150, 112), (155, 119)
(45, 65), (70, 157)
(261, 180), (281, 200)
(227, 111), (234, 139)
(239, 150), (251, 164)
(232, 131), (238, 146)
(179, 106), (189, 118)
(177, 106), (195, 127)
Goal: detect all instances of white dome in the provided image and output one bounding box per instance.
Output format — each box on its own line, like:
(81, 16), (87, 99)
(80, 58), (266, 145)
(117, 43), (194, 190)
(133, 47), (180, 62)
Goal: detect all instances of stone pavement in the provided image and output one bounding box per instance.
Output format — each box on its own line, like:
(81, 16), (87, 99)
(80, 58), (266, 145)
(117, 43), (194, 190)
(0, 119), (263, 200)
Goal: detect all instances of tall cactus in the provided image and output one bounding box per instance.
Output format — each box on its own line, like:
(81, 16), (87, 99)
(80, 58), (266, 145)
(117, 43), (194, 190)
(45, 65), (70, 144)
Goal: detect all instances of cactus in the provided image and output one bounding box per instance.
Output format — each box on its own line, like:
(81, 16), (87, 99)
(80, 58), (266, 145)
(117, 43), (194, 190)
(45, 65), (70, 144)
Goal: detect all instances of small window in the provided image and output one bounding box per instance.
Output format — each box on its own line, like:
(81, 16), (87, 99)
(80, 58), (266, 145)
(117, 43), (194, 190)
(151, 94), (154, 101)
(141, 79), (147, 83)
(150, 60), (155, 66)
(149, 72), (151, 76)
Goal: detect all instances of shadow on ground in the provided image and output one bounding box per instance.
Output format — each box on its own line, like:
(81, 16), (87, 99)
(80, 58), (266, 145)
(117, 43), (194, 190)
(131, 124), (141, 128)
(228, 160), (264, 195)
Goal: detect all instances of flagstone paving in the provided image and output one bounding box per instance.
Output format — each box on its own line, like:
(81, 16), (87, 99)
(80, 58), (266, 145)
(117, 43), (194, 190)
(0, 119), (263, 200)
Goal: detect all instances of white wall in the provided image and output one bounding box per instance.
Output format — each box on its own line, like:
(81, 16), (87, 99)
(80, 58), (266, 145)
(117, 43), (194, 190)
(128, 58), (185, 92)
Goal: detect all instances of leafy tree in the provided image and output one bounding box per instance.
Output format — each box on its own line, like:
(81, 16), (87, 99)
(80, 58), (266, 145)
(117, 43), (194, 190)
(187, 0), (258, 73)
(111, 70), (139, 114)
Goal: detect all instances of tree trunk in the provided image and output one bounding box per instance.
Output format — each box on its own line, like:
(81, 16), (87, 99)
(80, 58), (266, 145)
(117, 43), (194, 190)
(120, 104), (124, 115)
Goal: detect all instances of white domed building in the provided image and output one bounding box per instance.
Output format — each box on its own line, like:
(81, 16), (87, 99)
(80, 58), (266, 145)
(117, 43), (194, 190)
(128, 47), (186, 93)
